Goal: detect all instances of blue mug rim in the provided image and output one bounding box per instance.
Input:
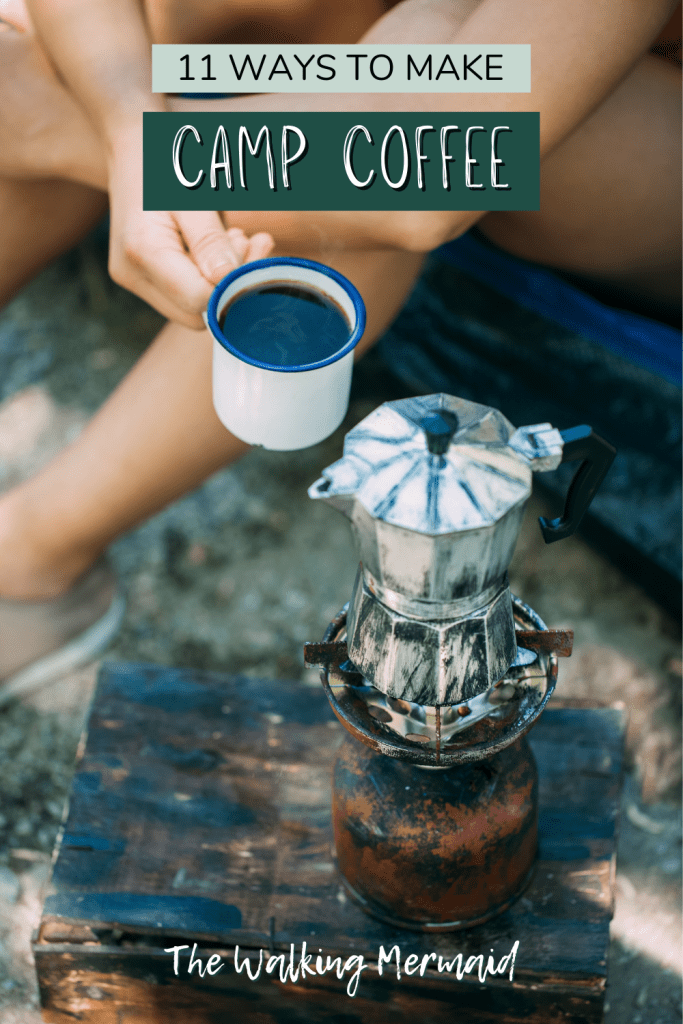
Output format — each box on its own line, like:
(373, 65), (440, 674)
(207, 257), (366, 373)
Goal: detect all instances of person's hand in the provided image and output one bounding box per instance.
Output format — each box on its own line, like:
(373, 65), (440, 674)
(107, 127), (274, 328)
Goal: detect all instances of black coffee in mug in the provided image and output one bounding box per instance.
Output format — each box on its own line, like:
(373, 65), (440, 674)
(218, 282), (351, 368)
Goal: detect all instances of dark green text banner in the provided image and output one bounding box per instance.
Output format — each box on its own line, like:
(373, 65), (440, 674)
(143, 111), (539, 211)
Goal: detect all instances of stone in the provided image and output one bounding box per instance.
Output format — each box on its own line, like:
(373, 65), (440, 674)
(0, 867), (20, 904)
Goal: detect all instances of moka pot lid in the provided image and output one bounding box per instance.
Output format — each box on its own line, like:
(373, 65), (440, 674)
(310, 394), (563, 535)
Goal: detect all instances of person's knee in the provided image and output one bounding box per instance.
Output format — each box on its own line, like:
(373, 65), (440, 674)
(476, 212), (549, 264)
(388, 211), (483, 254)
(143, 0), (390, 44)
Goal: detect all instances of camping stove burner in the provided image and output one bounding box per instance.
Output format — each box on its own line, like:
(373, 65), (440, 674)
(308, 595), (562, 768)
(334, 645), (545, 752)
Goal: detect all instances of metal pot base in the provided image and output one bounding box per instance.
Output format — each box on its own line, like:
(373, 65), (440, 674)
(339, 862), (536, 933)
(332, 734), (539, 932)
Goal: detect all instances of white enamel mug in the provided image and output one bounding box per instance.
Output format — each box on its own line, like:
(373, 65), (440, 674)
(205, 258), (366, 451)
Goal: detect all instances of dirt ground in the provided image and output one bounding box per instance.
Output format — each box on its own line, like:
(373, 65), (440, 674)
(0, 237), (680, 1022)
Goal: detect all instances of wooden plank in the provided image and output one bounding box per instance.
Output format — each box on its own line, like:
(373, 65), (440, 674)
(36, 945), (605, 1024)
(36, 663), (624, 1023)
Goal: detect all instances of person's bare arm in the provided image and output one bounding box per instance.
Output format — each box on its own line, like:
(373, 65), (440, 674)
(24, 0), (162, 134)
(24, 0), (273, 327)
(173, 0), (680, 253)
(24, 0), (679, 309)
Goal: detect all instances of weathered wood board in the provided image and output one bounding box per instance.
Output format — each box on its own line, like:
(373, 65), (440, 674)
(34, 663), (625, 1023)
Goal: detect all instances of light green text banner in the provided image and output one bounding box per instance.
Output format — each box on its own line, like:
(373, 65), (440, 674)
(152, 44), (530, 93)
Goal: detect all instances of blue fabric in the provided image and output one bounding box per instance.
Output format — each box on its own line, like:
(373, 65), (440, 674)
(437, 232), (681, 387)
(179, 93), (234, 99)
(373, 242), (682, 606)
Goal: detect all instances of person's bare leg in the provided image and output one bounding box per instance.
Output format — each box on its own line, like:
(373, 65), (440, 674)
(144, 0), (394, 46)
(1, 3), (678, 601)
(479, 54), (681, 315)
(0, 0), (424, 601)
(0, 176), (106, 306)
(0, 246), (425, 599)
(0, 12), (109, 302)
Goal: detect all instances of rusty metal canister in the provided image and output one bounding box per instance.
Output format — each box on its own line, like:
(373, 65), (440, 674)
(332, 734), (538, 931)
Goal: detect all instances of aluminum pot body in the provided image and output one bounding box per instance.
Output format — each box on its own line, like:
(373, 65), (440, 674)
(345, 569), (517, 704)
(207, 257), (365, 451)
(332, 734), (538, 930)
(347, 499), (528, 602)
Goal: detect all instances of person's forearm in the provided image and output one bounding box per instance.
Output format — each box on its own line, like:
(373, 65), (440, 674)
(173, 0), (679, 250)
(25, 0), (165, 148)
(176, 0), (677, 150)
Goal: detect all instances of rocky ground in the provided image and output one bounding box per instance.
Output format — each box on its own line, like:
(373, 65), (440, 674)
(0, 236), (680, 1022)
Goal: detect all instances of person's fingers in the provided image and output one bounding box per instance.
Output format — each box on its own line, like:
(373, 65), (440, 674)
(133, 246), (213, 323)
(173, 210), (245, 285)
(134, 230), (270, 326)
(109, 215), (213, 326)
(225, 227), (250, 263)
(139, 230), (272, 322)
(123, 271), (207, 329)
(246, 232), (275, 261)
(110, 207), (275, 328)
(0, 0), (32, 33)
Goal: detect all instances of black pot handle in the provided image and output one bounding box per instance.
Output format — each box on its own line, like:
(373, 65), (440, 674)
(538, 425), (616, 544)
